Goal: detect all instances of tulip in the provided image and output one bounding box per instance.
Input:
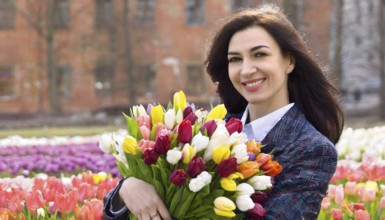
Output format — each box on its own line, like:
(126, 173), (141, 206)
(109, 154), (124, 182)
(334, 185), (344, 204)
(154, 133), (171, 155)
(166, 149), (182, 165)
(191, 132), (209, 152)
(237, 183), (254, 196)
(187, 156), (206, 178)
(220, 177), (237, 191)
(206, 104), (227, 121)
(183, 105), (194, 119)
(138, 139), (155, 152)
(173, 90), (187, 112)
(122, 136), (138, 155)
(140, 125), (150, 140)
(231, 144), (249, 164)
(261, 161), (282, 177)
(78, 182), (96, 202)
(213, 197), (236, 218)
(354, 209), (370, 220)
(238, 161), (259, 178)
(200, 120), (217, 137)
(348, 203), (365, 212)
(25, 189), (46, 212)
(331, 208), (343, 220)
(137, 115), (151, 130)
(251, 192), (268, 205)
(247, 203), (266, 220)
(212, 145), (231, 165)
(170, 169), (187, 186)
(246, 140), (262, 154)
(184, 111), (198, 125)
(155, 123), (167, 139)
(379, 196), (385, 209)
(164, 109), (176, 130)
(216, 157), (237, 177)
(248, 175), (272, 191)
(226, 131), (248, 146)
(53, 189), (79, 214)
(182, 144), (196, 164)
(236, 195), (254, 211)
(178, 120), (193, 143)
(143, 148), (159, 165)
(189, 171), (212, 192)
(133, 105), (148, 118)
(255, 153), (272, 166)
(175, 109), (183, 124)
(195, 108), (208, 124)
(225, 118), (243, 135)
(150, 104), (164, 126)
(98, 133), (114, 154)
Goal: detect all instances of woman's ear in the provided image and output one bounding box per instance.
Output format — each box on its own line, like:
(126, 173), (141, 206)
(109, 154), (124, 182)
(286, 55), (295, 74)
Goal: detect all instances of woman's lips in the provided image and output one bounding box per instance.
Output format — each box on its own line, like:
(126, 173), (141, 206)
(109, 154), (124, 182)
(242, 78), (265, 92)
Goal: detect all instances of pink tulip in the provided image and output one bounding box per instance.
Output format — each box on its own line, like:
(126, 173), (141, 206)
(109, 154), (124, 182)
(361, 188), (376, 202)
(137, 115), (151, 130)
(78, 182), (96, 202)
(354, 209), (371, 220)
(379, 196), (385, 209)
(53, 189), (79, 214)
(170, 169), (187, 186)
(140, 125), (150, 140)
(331, 208), (343, 220)
(348, 203), (365, 212)
(138, 139), (155, 152)
(177, 120), (192, 143)
(334, 185), (344, 204)
(25, 189), (46, 212)
(321, 196), (331, 209)
(344, 181), (357, 195)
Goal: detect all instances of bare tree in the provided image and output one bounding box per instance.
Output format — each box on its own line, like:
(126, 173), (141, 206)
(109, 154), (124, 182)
(332, 0), (344, 88)
(380, 0), (385, 119)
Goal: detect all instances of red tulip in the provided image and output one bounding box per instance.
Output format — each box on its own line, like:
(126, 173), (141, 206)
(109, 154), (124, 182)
(143, 148), (159, 165)
(187, 156), (206, 178)
(247, 203), (266, 220)
(331, 208), (343, 220)
(216, 157), (237, 178)
(200, 120), (217, 137)
(154, 133), (171, 155)
(177, 120), (192, 143)
(183, 106), (194, 118)
(261, 161), (282, 177)
(225, 118), (243, 134)
(185, 112), (198, 125)
(170, 169), (187, 186)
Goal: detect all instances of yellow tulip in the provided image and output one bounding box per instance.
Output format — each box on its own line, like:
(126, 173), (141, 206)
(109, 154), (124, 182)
(173, 90), (187, 112)
(93, 172), (107, 184)
(213, 197), (236, 218)
(220, 177), (237, 191)
(206, 104), (227, 121)
(122, 136), (138, 155)
(151, 104), (164, 125)
(182, 144), (196, 164)
(212, 145), (231, 164)
(365, 181), (378, 192)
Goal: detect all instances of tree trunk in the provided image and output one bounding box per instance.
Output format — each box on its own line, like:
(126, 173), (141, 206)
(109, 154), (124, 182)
(46, 0), (60, 114)
(380, 0), (385, 119)
(123, 0), (136, 106)
(284, 0), (299, 28)
(333, 0), (344, 88)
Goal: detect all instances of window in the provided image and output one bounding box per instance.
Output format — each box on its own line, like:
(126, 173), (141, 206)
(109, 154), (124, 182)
(136, 0), (155, 25)
(0, 65), (15, 97)
(94, 62), (114, 96)
(231, 0), (253, 11)
(0, 0), (15, 29)
(137, 65), (156, 98)
(185, 0), (204, 25)
(95, 0), (113, 28)
(57, 64), (72, 98)
(185, 65), (204, 95)
(54, 0), (70, 28)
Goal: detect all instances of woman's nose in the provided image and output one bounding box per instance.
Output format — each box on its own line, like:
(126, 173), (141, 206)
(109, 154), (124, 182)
(240, 59), (256, 75)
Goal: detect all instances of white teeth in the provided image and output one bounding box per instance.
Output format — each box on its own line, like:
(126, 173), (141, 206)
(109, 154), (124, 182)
(245, 79), (264, 87)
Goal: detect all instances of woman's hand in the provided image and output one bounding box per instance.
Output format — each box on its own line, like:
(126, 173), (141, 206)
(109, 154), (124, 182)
(119, 177), (172, 220)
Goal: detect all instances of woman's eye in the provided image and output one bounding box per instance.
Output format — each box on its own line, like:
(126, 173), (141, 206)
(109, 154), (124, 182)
(254, 52), (266, 57)
(228, 57), (241, 62)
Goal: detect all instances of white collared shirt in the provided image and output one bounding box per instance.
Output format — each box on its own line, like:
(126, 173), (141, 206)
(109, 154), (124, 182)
(241, 103), (295, 142)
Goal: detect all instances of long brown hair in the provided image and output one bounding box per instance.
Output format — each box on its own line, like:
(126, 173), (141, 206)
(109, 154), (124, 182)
(205, 4), (344, 144)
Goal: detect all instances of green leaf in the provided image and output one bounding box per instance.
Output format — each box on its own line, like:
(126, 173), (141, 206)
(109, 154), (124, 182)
(169, 187), (184, 216)
(123, 113), (140, 139)
(189, 184), (210, 210)
(201, 189), (225, 206)
(173, 187), (196, 217)
(153, 179), (165, 201)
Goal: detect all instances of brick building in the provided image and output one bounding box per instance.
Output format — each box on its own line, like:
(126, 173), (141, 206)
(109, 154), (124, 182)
(0, 0), (331, 115)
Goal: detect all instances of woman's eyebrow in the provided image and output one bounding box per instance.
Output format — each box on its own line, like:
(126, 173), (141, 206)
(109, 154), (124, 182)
(228, 45), (270, 55)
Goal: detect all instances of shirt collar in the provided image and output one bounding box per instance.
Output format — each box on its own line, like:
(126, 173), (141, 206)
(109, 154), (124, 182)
(241, 103), (295, 142)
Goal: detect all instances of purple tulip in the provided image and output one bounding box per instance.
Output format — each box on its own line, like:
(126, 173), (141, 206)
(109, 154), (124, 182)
(251, 192), (268, 204)
(200, 120), (217, 137)
(247, 203), (266, 220)
(187, 156), (206, 178)
(170, 169), (187, 186)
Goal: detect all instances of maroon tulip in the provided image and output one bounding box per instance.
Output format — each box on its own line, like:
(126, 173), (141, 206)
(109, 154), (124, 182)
(154, 133), (171, 155)
(216, 157), (237, 178)
(247, 203), (266, 220)
(185, 112), (198, 125)
(199, 120), (217, 137)
(251, 192), (268, 205)
(177, 120), (192, 143)
(187, 156), (206, 178)
(183, 106), (194, 119)
(170, 169), (187, 186)
(225, 118), (243, 135)
(143, 148), (159, 165)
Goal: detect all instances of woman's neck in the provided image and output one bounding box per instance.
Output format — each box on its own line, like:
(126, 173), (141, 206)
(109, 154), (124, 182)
(248, 101), (289, 121)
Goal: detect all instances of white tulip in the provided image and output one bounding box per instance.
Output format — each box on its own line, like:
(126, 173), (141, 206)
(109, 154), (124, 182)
(237, 183), (255, 196)
(248, 175), (272, 191)
(195, 108), (208, 124)
(231, 144), (249, 164)
(192, 132), (209, 152)
(189, 171), (212, 192)
(226, 132), (249, 146)
(164, 109), (176, 130)
(236, 195), (254, 211)
(166, 149), (182, 164)
(98, 133), (114, 154)
(133, 105), (147, 118)
(175, 109), (183, 124)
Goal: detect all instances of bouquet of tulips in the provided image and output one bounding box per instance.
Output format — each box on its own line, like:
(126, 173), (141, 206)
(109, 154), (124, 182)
(100, 91), (282, 219)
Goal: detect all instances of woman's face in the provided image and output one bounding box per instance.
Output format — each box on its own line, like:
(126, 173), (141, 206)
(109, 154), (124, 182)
(227, 26), (294, 113)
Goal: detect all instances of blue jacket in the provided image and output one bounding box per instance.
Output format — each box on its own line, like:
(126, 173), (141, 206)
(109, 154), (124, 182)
(103, 105), (337, 219)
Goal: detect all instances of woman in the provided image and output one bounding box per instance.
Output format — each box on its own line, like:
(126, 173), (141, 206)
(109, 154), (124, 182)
(104, 4), (344, 219)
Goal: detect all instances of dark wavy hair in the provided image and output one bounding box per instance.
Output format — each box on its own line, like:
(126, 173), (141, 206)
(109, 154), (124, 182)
(205, 4), (344, 144)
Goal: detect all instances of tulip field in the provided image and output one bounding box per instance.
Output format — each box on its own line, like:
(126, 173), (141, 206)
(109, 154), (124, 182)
(1, 126), (385, 219)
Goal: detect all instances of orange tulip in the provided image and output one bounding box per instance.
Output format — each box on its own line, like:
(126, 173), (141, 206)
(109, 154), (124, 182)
(246, 140), (261, 154)
(255, 153), (272, 166)
(237, 161), (259, 178)
(261, 161), (282, 177)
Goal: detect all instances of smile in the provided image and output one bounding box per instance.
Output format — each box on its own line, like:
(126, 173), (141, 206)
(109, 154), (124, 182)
(242, 79), (265, 92)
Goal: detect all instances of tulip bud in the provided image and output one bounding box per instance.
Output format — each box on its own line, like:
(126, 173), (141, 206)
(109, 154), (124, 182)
(182, 144), (196, 164)
(143, 148), (159, 165)
(206, 104), (227, 121)
(236, 195), (254, 211)
(170, 169), (187, 186)
(185, 112), (198, 125)
(260, 161), (282, 177)
(154, 133), (171, 155)
(231, 144), (249, 164)
(251, 192), (268, 205)
(213, 197), (236, 218)
(166, 148), (182, 164)
(191, 132), (209, 152)
(247, 203), (267, 219)
(122, 136), (138, 155)
(200, 120), (217, 137)
(173, 90), (187, 112)
(178, 119), (193, 143)
(183, 105), (194, 119)
(164, 109), (176, 130)
(237, 183), (255, 196)
(212, 145), (231, 165)
(225, 118), (243, 135)
(255, 153), (272, 166)
(187, 156), (206, 178)
(216, 157), (237, 177)
(151, 104), (164, 126)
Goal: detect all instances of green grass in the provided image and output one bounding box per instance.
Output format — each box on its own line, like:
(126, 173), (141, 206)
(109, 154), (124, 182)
(0, 125), (122, 139)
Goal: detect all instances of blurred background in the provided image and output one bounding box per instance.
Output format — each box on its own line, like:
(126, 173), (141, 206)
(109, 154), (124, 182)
(0, 0), (384, 135)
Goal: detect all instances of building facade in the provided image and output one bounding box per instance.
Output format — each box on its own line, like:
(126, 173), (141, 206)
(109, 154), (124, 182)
(0, 0), (331, 115)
